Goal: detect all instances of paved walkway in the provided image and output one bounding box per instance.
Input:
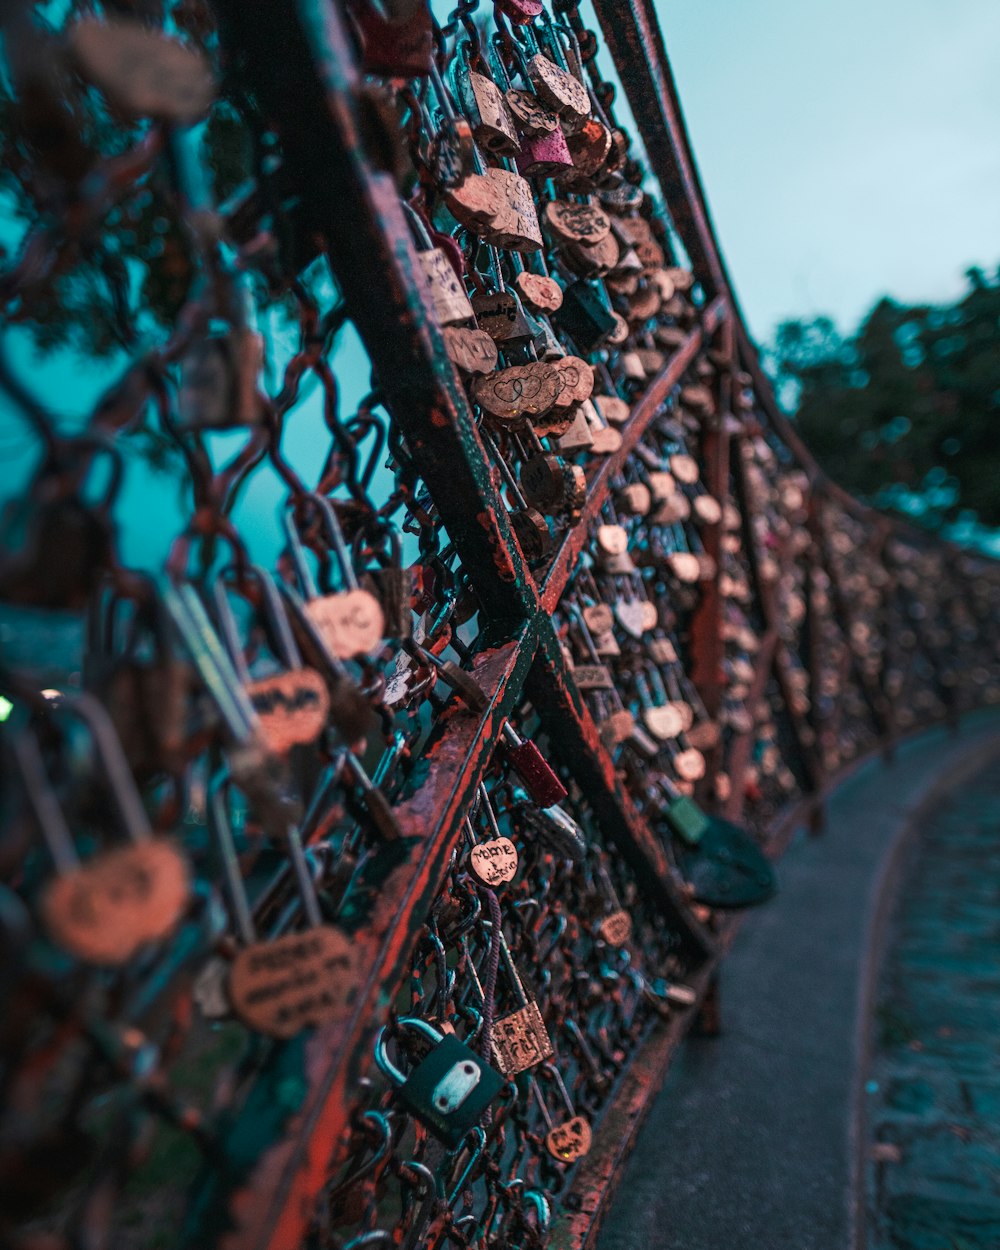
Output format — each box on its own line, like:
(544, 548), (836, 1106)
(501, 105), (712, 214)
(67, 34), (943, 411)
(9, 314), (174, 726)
(596, 711), (1000, 1250)
(865, 759), (1000, 1250)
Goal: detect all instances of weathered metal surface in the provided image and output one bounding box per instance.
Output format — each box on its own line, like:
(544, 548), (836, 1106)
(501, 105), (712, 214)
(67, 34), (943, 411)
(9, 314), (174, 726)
(0, 3), (998, 1250)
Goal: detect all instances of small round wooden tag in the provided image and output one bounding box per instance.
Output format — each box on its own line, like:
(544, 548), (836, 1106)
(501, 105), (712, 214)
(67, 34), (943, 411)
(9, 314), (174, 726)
(514, 271), (564, 312)
(596, 524), (628, 555)
(468, 837), (519, 887)
(248, 668), (330, 754)
(229, 926), (357, 1039)
(306, 590), (385, 659)
(43, 840), (190, 966)
(642, 704), (685, 741)
(669, 453), (700, 485)
(545, 200), (611, 246)
(674, 748), (706, 781)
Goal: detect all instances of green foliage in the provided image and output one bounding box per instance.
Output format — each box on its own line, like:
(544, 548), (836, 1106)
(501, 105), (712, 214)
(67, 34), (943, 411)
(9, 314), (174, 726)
(770, 266), (1000, 529)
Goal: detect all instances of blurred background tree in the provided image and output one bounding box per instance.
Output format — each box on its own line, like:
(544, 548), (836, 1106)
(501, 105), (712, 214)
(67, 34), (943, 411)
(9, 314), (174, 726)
(768, 265), (1000, 534)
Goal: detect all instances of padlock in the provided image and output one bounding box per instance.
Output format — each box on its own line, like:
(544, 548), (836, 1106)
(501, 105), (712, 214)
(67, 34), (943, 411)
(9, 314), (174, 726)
(285, 496), (385, 661)
(504, 87), (560, 137)
(661, 792), (709, 845)
(14, 695), (191, 967)
(487, 929), (554, 1075)
(526, 53), (590, 121)
(212, 566), (331, 757)
(405, 202), (474, 327)
(456, 59), (519, 155)
(531, 1063), (593, 1164)
(209, 793), (360, 1036)
(465, 787), (518, 887)
(554, 278), (617, 352)
(511, 797), (587, 861)
(69, 15), (215, 123)
(500, 722), (568, 807)
(516, 122), (574, 179)
(350, 0), (434, 78)
(375, 1018), (505, 1148)
(0, 441), (119, 609)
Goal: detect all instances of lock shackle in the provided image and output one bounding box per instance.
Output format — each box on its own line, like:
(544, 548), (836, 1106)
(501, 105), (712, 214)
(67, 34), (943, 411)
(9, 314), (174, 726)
(374, 1016), (447, 1085)
(163, 579), (257, 742)
(312, 493), (361, 592)
(207, 776), (257, 945)
(400, 198), (434, 252)
(50, 691), (152, 846)
(11, 730), (79, 874)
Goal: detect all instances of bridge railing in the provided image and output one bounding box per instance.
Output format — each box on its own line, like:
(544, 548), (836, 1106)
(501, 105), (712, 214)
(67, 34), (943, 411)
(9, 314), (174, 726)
(0, 2), (997, 1249)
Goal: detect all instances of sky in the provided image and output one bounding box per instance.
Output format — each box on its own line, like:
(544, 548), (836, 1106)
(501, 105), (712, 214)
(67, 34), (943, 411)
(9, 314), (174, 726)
(2, 2), (998, 568)
(653, 0), (1000, 343)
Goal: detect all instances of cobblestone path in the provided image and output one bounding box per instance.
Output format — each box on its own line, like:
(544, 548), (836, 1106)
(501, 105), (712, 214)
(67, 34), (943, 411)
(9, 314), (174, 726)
(866, 761), (1000, 1249)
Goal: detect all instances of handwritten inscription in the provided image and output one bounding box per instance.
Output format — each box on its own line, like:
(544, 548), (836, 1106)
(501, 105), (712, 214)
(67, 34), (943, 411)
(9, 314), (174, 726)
(491, 1001), (553, 1075)
(248, 668), (329, 754)
(43, 840), (190, 966)
(468, 837), (518, 887)
(306, 589), (384, 659)
(229, 927), (357, 1039)
(546, 1116), (593, 1163)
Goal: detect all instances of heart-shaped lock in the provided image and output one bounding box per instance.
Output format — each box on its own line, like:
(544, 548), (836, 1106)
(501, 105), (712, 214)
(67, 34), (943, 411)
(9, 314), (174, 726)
(43, 840), (190, 966)
(546, 1116), (593, 1162)
(472, 364), (559, 422)
(306, 589), (385, 659)
(468, 837), (519, 887)
(642, 704), (685, 741)
(247, 668), (331, 754)
(614, 600), (649, 639)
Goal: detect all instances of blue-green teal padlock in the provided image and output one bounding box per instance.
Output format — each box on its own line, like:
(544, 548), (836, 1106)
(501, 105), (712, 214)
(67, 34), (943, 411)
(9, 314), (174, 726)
(375, 1018), (505, 1148)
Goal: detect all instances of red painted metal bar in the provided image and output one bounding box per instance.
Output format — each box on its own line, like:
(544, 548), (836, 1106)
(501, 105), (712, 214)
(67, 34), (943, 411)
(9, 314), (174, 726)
(687, 316), (733, 800)
(186, 628), (539, 1250)
(529, 629), (716, 962)
(212, 0), (541, 627)
(540, 296), (727, 614)
(587, 0), (728, 299)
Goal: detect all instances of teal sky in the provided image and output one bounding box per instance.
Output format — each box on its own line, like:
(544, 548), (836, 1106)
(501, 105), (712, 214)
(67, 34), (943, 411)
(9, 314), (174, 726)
(656, 0), (1000, 341)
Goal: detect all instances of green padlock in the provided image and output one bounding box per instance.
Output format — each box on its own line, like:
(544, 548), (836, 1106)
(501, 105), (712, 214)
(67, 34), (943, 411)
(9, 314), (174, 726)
(375, 1018), (505, 1148)
(663, 794), (710, 846)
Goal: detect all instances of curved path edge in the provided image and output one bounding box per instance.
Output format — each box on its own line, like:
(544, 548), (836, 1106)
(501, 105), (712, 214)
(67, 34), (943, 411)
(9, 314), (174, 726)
(595, 709), (1000, 1250)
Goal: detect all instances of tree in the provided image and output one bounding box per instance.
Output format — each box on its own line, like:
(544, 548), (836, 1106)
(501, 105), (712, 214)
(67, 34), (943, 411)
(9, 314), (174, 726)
(768, 267), (1000, 531)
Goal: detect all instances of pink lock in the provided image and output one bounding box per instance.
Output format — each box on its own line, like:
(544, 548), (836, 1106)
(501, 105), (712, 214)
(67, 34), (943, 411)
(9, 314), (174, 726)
(495, 0), (543, 24)
(515, 123), (574, 179)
